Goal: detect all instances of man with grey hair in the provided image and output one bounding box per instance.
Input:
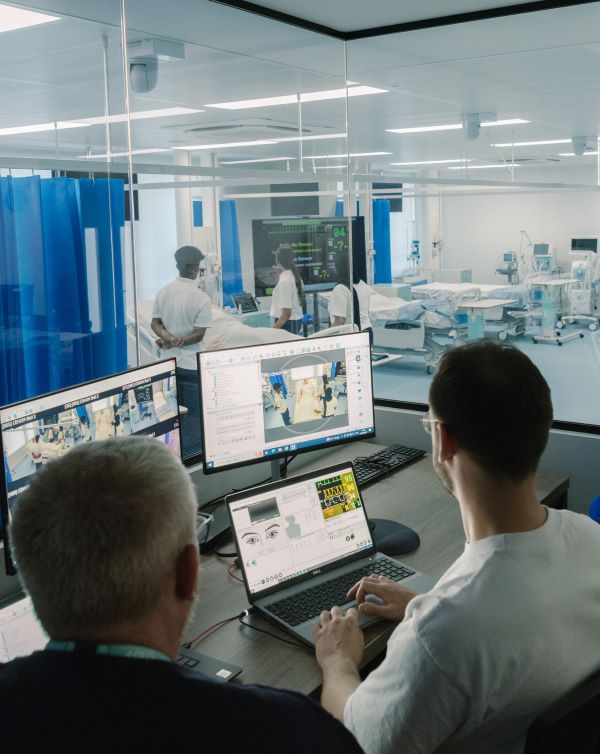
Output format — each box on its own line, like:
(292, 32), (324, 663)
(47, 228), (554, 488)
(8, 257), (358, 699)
(152, 245), (212, 456)
(1, 436), (364, 754)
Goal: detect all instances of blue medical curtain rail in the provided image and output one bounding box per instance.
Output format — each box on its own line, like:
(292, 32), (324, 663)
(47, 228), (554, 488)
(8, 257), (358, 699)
(0, 175), (127, 406)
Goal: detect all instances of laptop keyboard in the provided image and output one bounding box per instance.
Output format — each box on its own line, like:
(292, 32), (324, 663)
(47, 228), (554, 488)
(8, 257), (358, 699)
(265, 559), (415, 626)
(353, 444), (425, 489)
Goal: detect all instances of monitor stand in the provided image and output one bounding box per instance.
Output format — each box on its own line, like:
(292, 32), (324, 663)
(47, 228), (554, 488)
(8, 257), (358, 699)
(271, 459), (281, 483)
(369, 518), (420, 556)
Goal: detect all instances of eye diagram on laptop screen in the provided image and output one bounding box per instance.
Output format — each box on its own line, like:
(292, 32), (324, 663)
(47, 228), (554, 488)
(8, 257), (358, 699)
(230, 466), (373, 595)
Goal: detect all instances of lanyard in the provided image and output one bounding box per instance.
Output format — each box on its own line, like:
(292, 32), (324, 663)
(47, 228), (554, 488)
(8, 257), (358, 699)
(46, 640), (170, 662)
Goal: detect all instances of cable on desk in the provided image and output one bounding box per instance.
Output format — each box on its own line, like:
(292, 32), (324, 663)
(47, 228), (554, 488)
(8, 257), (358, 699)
(185, 612), (243, 648)
(227, 563), (244, 583)
(238, 612), (312, 653)
(214, 547), (237, 558)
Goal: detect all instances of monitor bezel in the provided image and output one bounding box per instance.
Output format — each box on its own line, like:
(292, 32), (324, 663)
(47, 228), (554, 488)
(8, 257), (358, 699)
(226, 460), (377, 603)
(197, 331), (376, 475)
(0, 357), (180, 576)
(570, 237), (598, 254)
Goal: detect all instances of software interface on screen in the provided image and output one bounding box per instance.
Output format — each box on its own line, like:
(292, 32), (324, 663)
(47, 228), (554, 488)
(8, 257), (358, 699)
(571, 237), (598, 254)
(0, 595), (47, 662)
(199, 332), (375, 472)
(0, 360), (181, 571)
(229, 465), (373, 596)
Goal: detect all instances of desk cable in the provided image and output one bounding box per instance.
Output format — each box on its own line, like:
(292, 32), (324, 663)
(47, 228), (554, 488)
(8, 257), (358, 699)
(237, 609), (312, 653)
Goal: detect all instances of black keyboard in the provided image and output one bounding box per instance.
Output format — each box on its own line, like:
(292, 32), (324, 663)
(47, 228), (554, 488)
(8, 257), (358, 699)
(353, 444), (425, 488)
(266, 559), (415, 626)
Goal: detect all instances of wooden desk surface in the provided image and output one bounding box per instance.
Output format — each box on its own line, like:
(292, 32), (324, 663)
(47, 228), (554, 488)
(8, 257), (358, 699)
(184, 442), (568, 695)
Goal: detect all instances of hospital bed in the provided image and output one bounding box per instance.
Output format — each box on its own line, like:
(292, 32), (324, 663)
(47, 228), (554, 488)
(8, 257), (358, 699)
(127, 301), (355, 366)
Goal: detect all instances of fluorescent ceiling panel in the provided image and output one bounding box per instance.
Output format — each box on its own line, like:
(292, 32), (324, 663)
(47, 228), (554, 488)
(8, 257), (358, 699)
(306, 151), (391, 159)
(0, 4), (58, 33)
(559, 151), (599, 157)
(390, 158), (470, 166)
(493, 139), (570, 147)
(80, 148), (169, 159)
(388, 118), (528, 135)
(448, 163), (521, 170)
(174, 139), (278, 150)
(0, 121), (89, 136)
(220, 156), (296, 165)
(79, 107), (203, 125)
(206, 85), (386, 110)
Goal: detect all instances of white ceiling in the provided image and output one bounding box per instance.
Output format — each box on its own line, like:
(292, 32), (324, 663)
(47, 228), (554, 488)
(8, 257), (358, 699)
(2, 0), (600, 185)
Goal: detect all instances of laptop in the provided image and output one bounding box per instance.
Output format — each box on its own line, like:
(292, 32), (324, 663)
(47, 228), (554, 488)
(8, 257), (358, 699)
(0, 594), (47, 662)
(0, 593), (241, 681)
(227, 462), (436, 646)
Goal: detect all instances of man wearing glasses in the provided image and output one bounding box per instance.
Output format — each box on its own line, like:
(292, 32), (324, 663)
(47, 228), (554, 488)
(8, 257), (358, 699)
(314, 341), (600, 754)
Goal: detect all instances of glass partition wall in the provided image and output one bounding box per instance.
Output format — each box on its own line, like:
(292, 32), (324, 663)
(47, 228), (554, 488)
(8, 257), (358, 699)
(1, 0), (599, 466)
(346, 4), (600, 428)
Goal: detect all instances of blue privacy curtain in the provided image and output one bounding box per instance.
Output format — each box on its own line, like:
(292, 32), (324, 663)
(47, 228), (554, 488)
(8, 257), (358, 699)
(335, 200), (344, 217)
(0, 175), (126, 406)
(373, 199), (392, 284)
(219, 199), (243, 307)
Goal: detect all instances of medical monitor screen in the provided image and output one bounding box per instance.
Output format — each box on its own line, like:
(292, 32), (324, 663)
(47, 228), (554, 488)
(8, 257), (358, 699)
(198, 331), (375, 473)
(570, 237), (598, 254)
(533, 243), (550, 256)
(0, 359), (181, 575)
(252, 217), (366, 295)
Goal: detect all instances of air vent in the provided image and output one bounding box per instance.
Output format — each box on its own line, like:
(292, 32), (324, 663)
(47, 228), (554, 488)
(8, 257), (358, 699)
(161, 117), (334, 137)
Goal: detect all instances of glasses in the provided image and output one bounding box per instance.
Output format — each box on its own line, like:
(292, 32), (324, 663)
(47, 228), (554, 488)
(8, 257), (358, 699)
(196, 511), (214, 544)
(421, 412), (440, 435)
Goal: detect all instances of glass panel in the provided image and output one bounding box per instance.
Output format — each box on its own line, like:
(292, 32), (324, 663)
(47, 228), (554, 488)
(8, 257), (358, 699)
(120, 0), (350, 461)
(0, 3), (126, 410)
(347, 5), (600, 425)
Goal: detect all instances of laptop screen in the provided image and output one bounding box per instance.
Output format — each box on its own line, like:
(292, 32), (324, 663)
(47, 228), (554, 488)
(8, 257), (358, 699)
(0, 594), (47, 662)
(228, 464), (373, 597)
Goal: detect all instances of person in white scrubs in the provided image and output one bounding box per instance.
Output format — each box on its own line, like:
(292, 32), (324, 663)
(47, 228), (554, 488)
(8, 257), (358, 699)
(328, 252), (372, 333)
(293, 378), (320, 423)
(270, 246), (304, 334)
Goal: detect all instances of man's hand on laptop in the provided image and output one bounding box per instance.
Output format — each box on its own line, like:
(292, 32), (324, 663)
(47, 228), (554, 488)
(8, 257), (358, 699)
(314, 606), (364, 722)
(347, 574), (417, 622)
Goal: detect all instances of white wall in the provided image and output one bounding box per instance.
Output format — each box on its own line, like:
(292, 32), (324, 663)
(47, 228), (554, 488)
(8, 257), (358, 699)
(435, 166), (600, 280)
(135, 175), (178, 301)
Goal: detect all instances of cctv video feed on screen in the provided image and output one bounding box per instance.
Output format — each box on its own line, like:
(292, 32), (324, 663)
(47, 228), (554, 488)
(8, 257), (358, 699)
(199, 331), (375, 472)
(0, 359), (181, 571)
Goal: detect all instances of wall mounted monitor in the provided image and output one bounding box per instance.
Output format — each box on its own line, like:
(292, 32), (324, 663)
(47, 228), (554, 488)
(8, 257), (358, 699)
(570, 237), (598, 254)
(252, 216), (366, 295)
(0, 359), (181, 575)
(532, 243), (550, 256)
(270, 182), (320, 217)
(198, 331), (375, 474)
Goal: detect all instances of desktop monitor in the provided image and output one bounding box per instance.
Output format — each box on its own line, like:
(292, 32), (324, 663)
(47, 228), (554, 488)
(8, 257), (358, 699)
(570, 237), (598, 254)
(0, 359), (181, 575)
(198, 331), (375, 474)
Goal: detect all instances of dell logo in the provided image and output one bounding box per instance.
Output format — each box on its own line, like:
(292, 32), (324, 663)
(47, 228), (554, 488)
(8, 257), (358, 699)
(312, 568), (322, 576)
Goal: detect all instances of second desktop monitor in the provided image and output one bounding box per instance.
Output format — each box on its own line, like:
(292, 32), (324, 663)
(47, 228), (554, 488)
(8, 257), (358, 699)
(198, 331), (375, 473)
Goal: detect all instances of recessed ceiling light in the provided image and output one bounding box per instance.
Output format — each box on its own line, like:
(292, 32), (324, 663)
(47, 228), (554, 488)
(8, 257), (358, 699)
(79, 148), (169, 159)
(206, 86), (387, 110)
(388, 124), (462, 135)
(447, 164), (521, 170)
(390, 158), (471, 166)
(174, 139), (279, 151)
(0, 121), (90, 136)
(493, 139), (570, 147)
(388, 118), (529, 135)
(558, 151), (600, 157)
(313, 165), (346, 170)
(277, 133), (347, 143)
(79, 107), (203, 125)
(0, 4), (59, 33)
(220, 156), (296, 165)
(306, 151), (391, 159)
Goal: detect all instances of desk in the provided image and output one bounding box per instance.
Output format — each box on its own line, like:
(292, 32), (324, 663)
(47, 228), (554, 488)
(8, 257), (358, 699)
(186, 441), (568, 694)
